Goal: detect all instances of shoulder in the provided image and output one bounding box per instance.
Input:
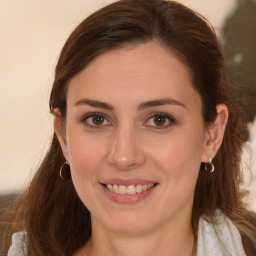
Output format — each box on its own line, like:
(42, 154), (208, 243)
(7, 232), (27, 256)
(197, 209), (247, 256)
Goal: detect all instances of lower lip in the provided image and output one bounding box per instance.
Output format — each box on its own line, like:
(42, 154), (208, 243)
(102, 185), (157, 204)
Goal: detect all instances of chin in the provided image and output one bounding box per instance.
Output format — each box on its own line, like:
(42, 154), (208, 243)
(100, 212), (156, 235)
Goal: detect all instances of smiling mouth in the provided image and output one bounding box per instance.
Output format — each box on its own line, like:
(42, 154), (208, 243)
(104, 183), (157, 195)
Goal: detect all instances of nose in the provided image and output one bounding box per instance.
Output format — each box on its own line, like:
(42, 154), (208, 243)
(107, 126), (146, 171)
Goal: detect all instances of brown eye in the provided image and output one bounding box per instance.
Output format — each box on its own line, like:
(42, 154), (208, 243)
(146, 113), (175, 128)
(92, 115), (105, 125)
(84, 114), (110, 127)
(154, 116), (167, 126)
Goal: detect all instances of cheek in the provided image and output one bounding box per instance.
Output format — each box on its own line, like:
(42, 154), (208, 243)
(66, 130), (106, 183)
(66, 131), (107, 210)
(152, 133), (204, 207)
(148, 128), (205, 179)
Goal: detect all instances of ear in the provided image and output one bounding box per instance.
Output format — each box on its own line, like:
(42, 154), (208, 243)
(53, 109), (70, 163)
(201, 104), (228, 163)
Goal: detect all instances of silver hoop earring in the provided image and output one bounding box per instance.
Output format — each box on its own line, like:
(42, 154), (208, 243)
(204, 158), (215, 173)
(60, 161), (71, 180)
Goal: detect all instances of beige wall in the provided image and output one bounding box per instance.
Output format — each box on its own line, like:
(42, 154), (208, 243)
(0, 0), (246, 195)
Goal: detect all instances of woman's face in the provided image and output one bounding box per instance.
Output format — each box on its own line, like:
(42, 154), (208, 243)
(58, 42), (211, 235)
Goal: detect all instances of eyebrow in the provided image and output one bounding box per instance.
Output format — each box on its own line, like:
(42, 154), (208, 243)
(138, 98), (186, 110)
(74, 99), (114, 110)
(74, 98), (186, 110)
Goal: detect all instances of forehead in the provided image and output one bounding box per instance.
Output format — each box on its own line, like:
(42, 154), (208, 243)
(67, 42), (201, 110)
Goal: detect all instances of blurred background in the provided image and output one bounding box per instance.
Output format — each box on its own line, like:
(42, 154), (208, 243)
(0, 0), (255, 214)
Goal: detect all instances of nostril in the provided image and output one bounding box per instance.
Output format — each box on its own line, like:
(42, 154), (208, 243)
(107, 133), (146, 170)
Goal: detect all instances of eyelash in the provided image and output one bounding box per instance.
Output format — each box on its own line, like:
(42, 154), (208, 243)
(80, 112), (176, 129)
(145, 112), (176, 129)
(80, 112), (111, 129)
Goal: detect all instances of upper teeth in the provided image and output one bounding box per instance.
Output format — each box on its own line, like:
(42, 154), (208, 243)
(106, 184), (154, 195)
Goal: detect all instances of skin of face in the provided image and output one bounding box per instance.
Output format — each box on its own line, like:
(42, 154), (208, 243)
(55, 42), (228, 246)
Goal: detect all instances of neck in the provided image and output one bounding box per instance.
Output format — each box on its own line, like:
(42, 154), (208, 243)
(76, 214), (195, 256)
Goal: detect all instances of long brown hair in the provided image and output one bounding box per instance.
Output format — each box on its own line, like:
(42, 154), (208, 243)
(3, 0), (256, 255)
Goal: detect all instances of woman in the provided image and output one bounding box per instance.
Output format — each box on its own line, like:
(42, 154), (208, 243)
(3, 0), (256, 255)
